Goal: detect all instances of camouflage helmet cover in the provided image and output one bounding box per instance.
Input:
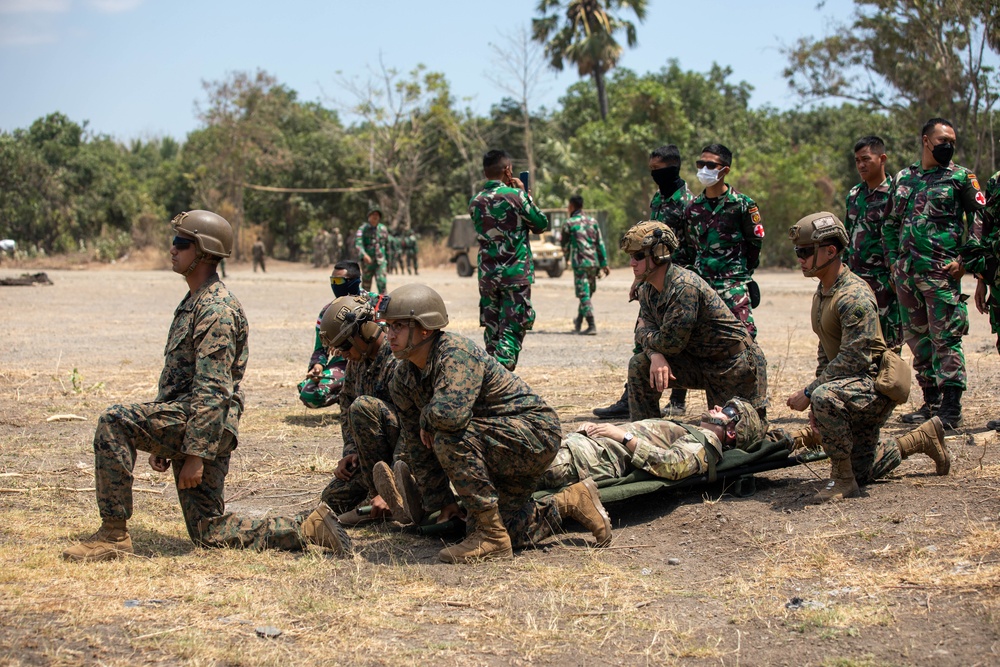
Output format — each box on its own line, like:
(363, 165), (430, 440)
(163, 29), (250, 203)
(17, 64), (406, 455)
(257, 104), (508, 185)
(619, 221), (679, 259)
(319, 295), (380, 349)
(171, 210), (233, 258)
(381, 283), (448, 330)
(367, 206), (383, 219)
(787, 211), (849, 248)
(725, 397), (766, 450)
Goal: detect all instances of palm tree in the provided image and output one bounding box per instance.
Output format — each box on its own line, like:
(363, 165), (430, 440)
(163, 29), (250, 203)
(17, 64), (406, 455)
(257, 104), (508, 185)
(532, 0), (648, 121)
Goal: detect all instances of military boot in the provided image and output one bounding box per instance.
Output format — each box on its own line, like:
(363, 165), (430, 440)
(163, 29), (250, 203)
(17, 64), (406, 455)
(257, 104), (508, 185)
(62, 520), (133, 562)
(787, 427), (822, 451)
(809, 458), (860, 503)
(896, 416), (950, 476)
(337, 505), (377, 526)
(438, 506), (513, 563)
(900, 386), (941, 424)
(581, 315), (597, 336)
(393, 460), (424, 526)
(551, 478), (612, 546)
(661, 387), (687, 417)
(936, 386), (963, 429)
(573, 315), (582, 333)
(987, 418), (1000, 432)
(372, 461), (409, 523)
(593, 384), (630, 419)
(301, 503), (352, 555)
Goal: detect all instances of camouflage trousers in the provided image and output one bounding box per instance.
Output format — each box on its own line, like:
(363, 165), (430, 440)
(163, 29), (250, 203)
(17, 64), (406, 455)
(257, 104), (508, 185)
(713, 281), (756, 338)
(296, 361), (347, 409)
(252, 256), (266, 273)
(406, 254), (418, 274)
(986, 284), (1000, 354)
(894, 264), (969, 390)
(479, 282), (535, 371)
(320, 396), (400, 514)
(540, 433), (632, 490)
(627, 342), (768, 421)
(810, 376), (902, 484)
(361, 260), (388, 294)
(572, 268), (599, 319)
(857, 271), (904, 351)
(94, 402), (309, 551)
(406, 409), (563, 549)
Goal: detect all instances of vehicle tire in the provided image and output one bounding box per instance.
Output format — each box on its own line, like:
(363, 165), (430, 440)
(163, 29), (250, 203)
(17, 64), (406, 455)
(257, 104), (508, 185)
(456, 254), (474, 277)
(546, 262), (564, 279)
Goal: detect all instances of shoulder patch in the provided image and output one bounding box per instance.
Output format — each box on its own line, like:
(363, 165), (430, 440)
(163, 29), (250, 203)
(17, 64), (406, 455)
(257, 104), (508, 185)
(753, 223), (765, 238)
(971, 175), (981, 190)
(750, 207), (761, 225)
(976, 191), (987, 206)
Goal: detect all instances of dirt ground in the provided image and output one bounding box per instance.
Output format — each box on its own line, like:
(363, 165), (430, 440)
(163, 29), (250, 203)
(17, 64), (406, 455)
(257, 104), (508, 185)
(1, 258), (998, 666)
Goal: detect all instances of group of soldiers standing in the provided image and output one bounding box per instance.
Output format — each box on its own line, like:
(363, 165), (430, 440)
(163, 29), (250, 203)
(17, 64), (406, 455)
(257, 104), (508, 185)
(309, 209), (419, 292)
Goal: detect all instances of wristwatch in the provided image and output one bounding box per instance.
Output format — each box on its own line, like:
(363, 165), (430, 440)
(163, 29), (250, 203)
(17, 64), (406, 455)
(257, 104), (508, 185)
(621, 433), (634, 447)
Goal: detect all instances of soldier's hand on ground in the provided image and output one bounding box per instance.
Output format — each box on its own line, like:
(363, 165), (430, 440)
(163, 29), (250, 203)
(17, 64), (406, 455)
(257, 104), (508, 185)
(582, 422), (628, 443)
(786, 389), (811, 412)
(976, 279), (988, 314)
(369, 494), (391, 519)
(420, 428), (434, 449)
(648, 353), (674, 392)
(148, 454), (170, 473)
(436, 502), (466, 524)
(334, 454), (359, 481)
(177, 455), (204, 489)
(944, 260), (965, 279)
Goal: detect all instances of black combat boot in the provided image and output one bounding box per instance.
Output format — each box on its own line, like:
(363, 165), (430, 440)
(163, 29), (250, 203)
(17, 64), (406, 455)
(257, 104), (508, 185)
(573, 315), (582, 333)
(581, 315), (597, 336)
(936, 386), (963, 429)
(593, 384), (630, 419)
(900, 386), (941, 424)
(662, 387), (687, 416)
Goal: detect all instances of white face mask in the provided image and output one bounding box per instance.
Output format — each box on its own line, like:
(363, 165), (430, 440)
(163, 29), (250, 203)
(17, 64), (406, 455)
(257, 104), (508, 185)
(696, 166), (723, 187)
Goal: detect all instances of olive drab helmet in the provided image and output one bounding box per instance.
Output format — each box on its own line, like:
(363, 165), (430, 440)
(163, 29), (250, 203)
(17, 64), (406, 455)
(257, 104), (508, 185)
(724, 397), (766, 451)
(171, 210), (233, 258)
(380, 283), (449, 330)
(788, 211), (848, 277)
(619, 221), (678, 264)
(319, 295), (381, 351)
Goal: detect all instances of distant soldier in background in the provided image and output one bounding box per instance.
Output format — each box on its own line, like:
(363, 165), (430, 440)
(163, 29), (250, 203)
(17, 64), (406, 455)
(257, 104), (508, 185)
(327, 227), (342, 265)
(845, 136), (902, 351)
(403, 230), (419, 275)
(355, 206), (389, 294)
(560, 194), (609, 335)
(312, 229), (328, 268)
(387, 231), (400, 275)
(251, 236), (266, 273)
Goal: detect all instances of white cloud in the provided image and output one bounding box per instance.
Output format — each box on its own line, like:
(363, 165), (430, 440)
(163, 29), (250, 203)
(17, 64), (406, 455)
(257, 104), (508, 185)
(86, 0), (143, 13)
(0, 0), (70, 14)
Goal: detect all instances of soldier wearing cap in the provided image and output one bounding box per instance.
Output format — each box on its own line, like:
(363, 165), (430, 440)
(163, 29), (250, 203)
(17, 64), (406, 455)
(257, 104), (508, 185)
(63, 211), (350, 561)
(355, 206), (390, 294)
(622, 221), (768, 422)
(786, 212), (950, 503)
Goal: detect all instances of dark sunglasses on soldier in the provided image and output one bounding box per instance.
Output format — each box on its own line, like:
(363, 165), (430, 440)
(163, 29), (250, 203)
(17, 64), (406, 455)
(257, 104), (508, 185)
(695, 160), (725, 170)
(793, 246), (815, 259)
(172, 236), (194, 250)
(630, 250), (649, 262)
(722, 405), (740, 423)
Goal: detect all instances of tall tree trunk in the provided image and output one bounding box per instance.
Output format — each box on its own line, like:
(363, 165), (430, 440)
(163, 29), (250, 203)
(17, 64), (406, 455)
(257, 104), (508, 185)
(594, 68), (609, 121)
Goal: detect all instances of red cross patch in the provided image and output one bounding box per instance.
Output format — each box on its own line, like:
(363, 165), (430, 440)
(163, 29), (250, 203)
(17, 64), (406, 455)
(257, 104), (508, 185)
(753, 223), (765, 238)
(976, 190), (987, 206)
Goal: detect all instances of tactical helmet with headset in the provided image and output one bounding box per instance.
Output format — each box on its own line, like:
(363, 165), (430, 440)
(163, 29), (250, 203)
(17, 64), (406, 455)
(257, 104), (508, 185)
(788, 211), (849, 277)
(702, 397), (766, 451)
(620, 221), (679, 283)
(319, 295), (381, 353)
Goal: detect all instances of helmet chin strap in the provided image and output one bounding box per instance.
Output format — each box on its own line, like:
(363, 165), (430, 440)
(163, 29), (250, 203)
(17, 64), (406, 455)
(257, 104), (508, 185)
(181, 251), (203, 277)
(803, 243), (837, 277)
(396, 325), (436, 359)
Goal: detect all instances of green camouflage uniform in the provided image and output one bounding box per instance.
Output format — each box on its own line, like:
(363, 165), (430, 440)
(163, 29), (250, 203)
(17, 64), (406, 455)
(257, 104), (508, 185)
(805, 267), (903, 483)
(389, 332), (563, 548)
(469, 180), (550, 370)
(93, 275), (311, 551)
(628, 264), (768, 420)
(962, 171), (1000, 356)
(387, 234), (401, 274)
(844, 176), (903, 350)
(297, 301), (347, 409)
(320, 337), (401, 513)
(885, 160), (985, 391)
(685, 188), (764, 337)
(355, 221), (390, 294)
(650, 184), (694, 267)
(403, 232), (419, 274)
(560, 210), (608, 320)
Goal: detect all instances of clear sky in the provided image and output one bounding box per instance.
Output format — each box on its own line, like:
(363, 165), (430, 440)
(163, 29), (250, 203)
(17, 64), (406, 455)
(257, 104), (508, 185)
(0, 0), (861, 141)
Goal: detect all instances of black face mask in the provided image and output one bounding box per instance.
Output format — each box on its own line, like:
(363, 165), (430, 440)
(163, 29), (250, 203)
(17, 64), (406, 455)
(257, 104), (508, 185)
(651, 166), (682, 197)
(332, 277), (361, 297)
(931, 142), (955, 166)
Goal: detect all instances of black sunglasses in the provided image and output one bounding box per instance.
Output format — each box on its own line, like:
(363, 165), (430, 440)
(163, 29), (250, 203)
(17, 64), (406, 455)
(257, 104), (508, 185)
(793, 246), (815, 259)
(630, 250), (649, 262)
(722, 405), (740, 423)
(172, 236), (194, 250)
(695, 160), (726, 170)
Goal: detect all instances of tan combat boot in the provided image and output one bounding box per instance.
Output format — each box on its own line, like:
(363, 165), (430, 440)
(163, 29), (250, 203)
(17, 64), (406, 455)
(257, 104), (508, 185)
(393, 460), (424, 526)
(809, 458), (860, 503)
(301, 503), (352, 556)
(438, 506), (513, 564)
(787, 427), (822, 451)
(337, 506), (376, 526)
(550, 478), (612, 546)
(896, 416), (950, 476)
(62, 520), (133, 562)
(372, 461), (409, 523)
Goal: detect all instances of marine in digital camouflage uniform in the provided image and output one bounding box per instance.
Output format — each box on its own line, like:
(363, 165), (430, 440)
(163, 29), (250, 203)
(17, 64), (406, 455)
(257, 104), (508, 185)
(64, 211), (349, 561)
(885, 118), (986, 428)
(560, 195), (608, 333)
(844, 136), (902, 351)
(622, 221), (768, 422)
(355, 207), (390, 294)
(786, 212), (950, 503)
(685, 144), (764, 338)
(383, 284), (611, 562)
(469, 150), (549, 370)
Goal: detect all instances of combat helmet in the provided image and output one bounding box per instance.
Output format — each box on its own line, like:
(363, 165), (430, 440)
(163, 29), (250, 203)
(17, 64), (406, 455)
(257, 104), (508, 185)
(367, 206), (383, 220)
(319, 295), (381, 351)
(619, 221), (678, 264)
(723, 397), (766, 451)
(380, 283), (449, 330)
(788, 211), (848, 276)
(171, 210), (233, 258)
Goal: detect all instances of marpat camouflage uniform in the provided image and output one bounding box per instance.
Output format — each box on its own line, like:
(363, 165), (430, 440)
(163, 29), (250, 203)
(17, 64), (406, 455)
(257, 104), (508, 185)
(469, 180), (549, 370)
(93, 275), (312, 551)
(320, 338), (401, 513)
(844, 175), (903, 350)
(806, 267), (902, 483)
(685, 188), (765, 336)
(650, 183), (694, 267)
(389, 332), (563, 548)
(560, 211), (608, 320)
(628, 264), (768, 420)
(885, 160), (985, 391)
(355, 221), (390, 294)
